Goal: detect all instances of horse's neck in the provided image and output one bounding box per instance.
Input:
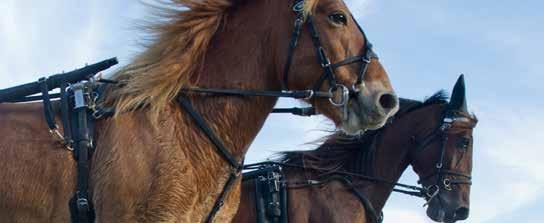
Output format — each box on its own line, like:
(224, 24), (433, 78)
(361, 127), (416, 212)
(172, 2), (285, 174)
(184, 96), (277, 160)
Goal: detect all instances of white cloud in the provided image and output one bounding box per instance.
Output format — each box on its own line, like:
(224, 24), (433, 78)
(464, 104), (544, 222)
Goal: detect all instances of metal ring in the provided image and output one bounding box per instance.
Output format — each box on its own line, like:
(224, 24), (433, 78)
(443, 179), (452, 191)
(328, 84), (349, 107)
(293, 1), (304, 12)
(303, 90), (314, 100)
(351, 82), (365, 93)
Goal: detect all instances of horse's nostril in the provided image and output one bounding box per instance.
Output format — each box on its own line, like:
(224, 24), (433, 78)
(378, 93), (398, 110)
(454, 207), (469, 220)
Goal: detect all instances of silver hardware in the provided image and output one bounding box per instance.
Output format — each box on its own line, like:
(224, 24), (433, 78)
(328, 84), (349, 107)
(351, 82), (366, 93)
(443, 178), (452, 191)
(303, 90), (314, 100)
(48, 126), (73, 151)
(423, 185), (440, 207)
(77, 198), (89, 208)
(307, 180), (320, 185)
(72, 84), (87, 109)
(443, 117), (454, 123)
(293, 1), (304, 12)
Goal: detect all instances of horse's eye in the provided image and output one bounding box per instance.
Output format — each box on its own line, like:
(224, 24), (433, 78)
(456, 137), (470, 150)
(328, 13), (348, 26)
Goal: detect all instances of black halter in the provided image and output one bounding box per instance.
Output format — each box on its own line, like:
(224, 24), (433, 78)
(413, 113), (473, 204)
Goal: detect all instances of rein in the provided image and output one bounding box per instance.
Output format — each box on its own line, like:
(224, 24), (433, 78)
(244, 161), (427, 197)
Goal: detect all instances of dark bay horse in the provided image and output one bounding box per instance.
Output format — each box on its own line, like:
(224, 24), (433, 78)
(0, 0), (398, 222)
(235, 76), (478, 223)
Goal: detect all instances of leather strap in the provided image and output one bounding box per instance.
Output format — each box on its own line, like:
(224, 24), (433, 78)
(177, 95), (243, 222)
(183, 87), (331, 100)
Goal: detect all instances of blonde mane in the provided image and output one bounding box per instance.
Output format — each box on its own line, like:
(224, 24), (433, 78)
(106, 0), (319, 116)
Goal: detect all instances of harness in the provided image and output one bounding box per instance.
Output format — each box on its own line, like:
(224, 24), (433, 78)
(243, 162), (385, 223)
(242, 165), (288, 223)
(178, 0), (380, 221)
(0, 0), (381, 222)
(0, 58), (119, 223)
(240, 110), (474, 223)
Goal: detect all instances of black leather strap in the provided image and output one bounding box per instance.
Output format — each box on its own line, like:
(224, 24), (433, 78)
(205, 171), (241, 223)
(39, 77), (57, 131)
(69, 84), (96, 223)
(183, 87), (331, 100)
(337, 176), (382, 223)
(177, 95), (243, 223)
(60, 81), (74, 149)
(272, 107), (316, 116)
(177, 95), (241, 168)
(282, 0), (305, 90)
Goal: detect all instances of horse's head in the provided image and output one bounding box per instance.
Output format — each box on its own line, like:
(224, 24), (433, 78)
(278, 0), (398, 134)
(408, 75), (478, 222)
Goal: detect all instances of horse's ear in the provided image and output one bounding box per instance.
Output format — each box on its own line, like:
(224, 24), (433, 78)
(448, 74), (468, 113)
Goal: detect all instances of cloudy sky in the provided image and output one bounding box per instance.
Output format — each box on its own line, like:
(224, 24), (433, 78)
(1, 0), (542, 222)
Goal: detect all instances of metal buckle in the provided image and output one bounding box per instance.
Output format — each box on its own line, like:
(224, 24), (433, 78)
(321, 60), (331, 68)
(293, 1), (304, 12)
(351, 82), (366, 93)
(72, 83), (87, 109)
(423, 185), (440, 207)
(49, 126), (73, 151)
(303, 90), (314, 100)
(361, 56), (371, 64)
(307, 180), (320, 185)
(443, 117), (454, 123)
(443, 178), (452, 191)
(328, 84), (349, 107)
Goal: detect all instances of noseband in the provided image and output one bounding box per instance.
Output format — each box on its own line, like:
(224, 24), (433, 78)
(413, 114), (473, 205)
(283, 0), (379, 108)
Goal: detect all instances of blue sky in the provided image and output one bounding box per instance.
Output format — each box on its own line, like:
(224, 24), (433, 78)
(1, 0), (542, 222)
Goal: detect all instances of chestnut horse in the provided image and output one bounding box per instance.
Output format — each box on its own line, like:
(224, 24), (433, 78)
(235, 76), (478, 223)
(0, 0), (398, 222)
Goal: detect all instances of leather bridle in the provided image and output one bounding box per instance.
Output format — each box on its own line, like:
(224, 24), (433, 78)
(412, 113), (473, 206)
(282, 0), (379, 109)
(183, 0), (379, 117)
